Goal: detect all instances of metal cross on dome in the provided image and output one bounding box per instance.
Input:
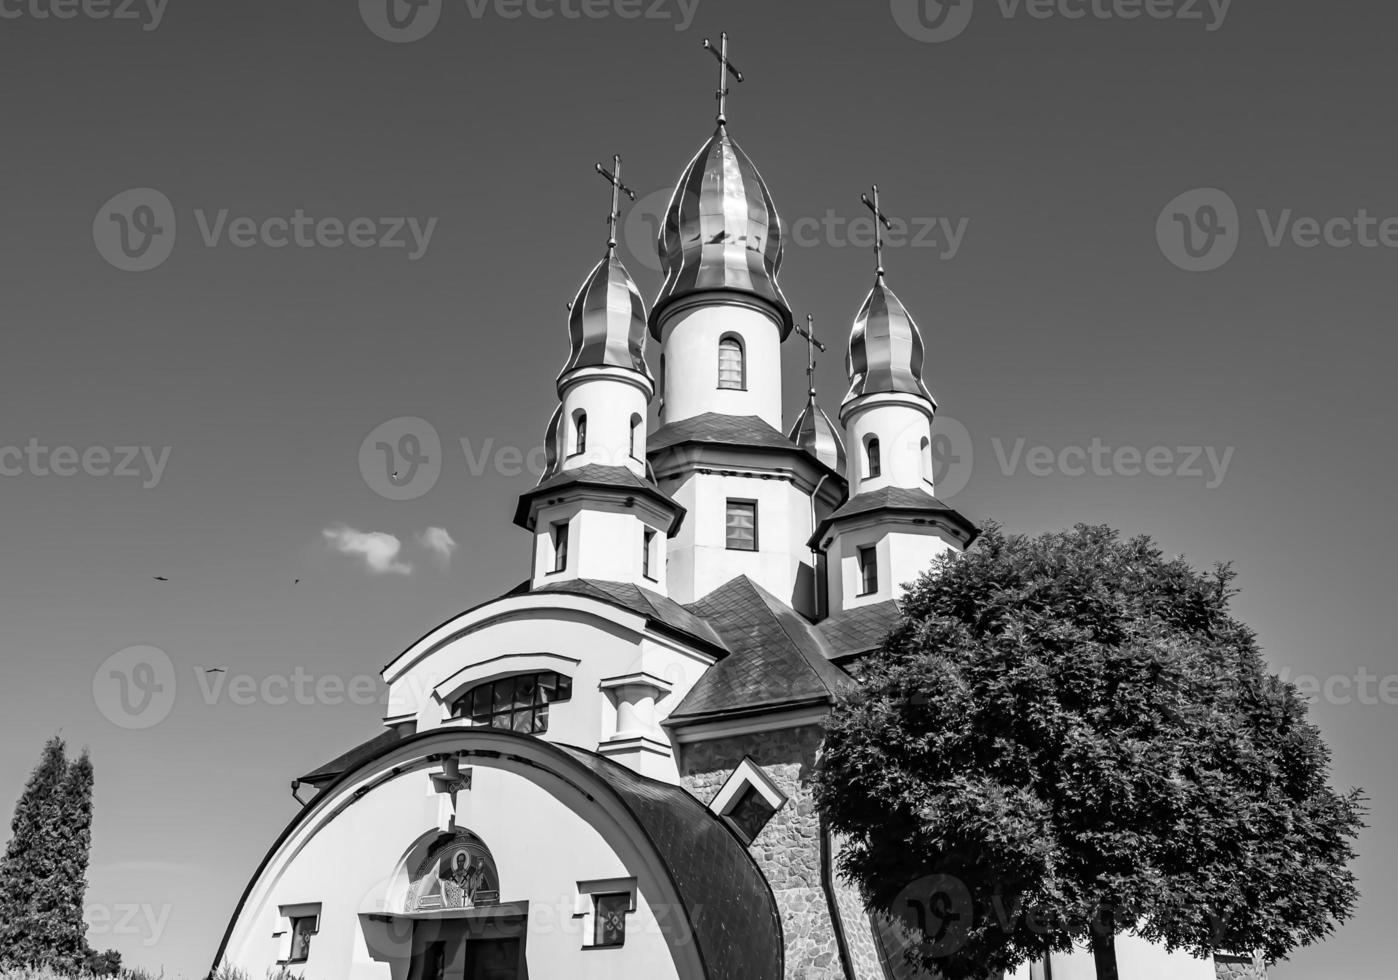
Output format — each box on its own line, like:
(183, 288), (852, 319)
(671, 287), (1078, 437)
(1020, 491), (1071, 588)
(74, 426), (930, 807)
(595, 155), (636, 252)
(861, 184), (895, 280)
(703, 31), (744, 126)
(794, 313), (827, 397)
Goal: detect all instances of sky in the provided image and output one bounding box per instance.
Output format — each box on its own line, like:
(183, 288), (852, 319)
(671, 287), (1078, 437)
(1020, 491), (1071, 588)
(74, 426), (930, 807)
(0, 0), (1393, 977)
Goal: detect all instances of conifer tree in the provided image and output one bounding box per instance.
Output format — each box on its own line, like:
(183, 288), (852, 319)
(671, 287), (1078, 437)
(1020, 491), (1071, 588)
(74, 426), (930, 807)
(0, 736), (68, 967)
(50, 750), (96, 973)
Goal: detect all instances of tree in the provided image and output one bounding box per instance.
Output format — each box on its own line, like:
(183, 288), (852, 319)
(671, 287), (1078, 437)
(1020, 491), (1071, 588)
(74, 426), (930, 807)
(0, 736), (69, 967)
(51, 750), (97, 973)
(814, 524), (1364, 980)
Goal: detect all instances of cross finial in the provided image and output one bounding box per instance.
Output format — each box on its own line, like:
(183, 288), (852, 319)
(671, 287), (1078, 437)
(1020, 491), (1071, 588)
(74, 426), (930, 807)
(861, 185), (894, 280)
(794, 313), (827, 398)
(595, 155), (636, 252)
(703, 32), (744, 126)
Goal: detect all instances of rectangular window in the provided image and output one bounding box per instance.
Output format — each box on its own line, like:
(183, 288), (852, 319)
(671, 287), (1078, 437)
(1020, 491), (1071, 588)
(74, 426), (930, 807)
(642, 529), (656, 580)
(858, 546), (878, 596)
(592, 893), (631, 948)
(725, 500), (758, 552)
(551, 521), (569, 573)
(288, 914), (317, 963)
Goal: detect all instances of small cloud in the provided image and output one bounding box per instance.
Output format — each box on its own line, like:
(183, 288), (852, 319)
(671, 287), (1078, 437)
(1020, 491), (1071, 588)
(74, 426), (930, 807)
(418, 526), (458, 567)
(323, 525), (412, 575)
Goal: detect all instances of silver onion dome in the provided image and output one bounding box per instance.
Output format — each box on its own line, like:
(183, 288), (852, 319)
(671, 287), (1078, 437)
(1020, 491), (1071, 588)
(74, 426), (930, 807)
(560, 250), (653, 385)
(650, 125), (793, 338)
(844, 276), (935, 408)
(788, 395), (846, 473)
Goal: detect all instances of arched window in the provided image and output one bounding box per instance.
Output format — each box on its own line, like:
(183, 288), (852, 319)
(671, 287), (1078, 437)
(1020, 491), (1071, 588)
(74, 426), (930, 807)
(452, 671), (573, 734)
(866, 437), (882, 479)
(572, 411), (588, 456)
(921, 436), (933, 484)
(717, 335), (745, 390)
(630, 413), (643, 459)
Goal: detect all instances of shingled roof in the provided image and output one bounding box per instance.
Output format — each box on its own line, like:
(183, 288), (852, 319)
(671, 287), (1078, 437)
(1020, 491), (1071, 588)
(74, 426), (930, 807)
(812, 485), (979, 548)
(532, 578), (727, 653)
(666, 576), (855, 725)
(297, 728), (402, 787)
(817, 600), (902, 661)
(513, 464), (684, 532)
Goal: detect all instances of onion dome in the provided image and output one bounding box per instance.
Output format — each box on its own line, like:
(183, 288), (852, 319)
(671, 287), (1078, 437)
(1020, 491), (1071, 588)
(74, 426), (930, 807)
(560, 251), (652, 387)
(650, 126), (794, 338)
(843, 276), (935, 408)
(787, 395), (846, 473)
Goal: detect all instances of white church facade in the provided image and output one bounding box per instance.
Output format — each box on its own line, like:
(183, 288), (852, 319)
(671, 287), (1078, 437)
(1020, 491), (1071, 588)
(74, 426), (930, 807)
(213, 39), (1254, 980)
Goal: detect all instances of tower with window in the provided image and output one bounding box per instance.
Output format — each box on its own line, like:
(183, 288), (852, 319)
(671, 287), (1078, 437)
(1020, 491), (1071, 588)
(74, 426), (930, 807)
(514, 157), (683, 591)
(811, 187), (977, 614)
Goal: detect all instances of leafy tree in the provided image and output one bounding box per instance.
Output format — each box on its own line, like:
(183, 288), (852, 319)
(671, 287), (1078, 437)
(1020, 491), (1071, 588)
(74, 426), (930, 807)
(50, 750), (97, 973)
(815, 524), (1364, 980)
(0, 737), (69, 967)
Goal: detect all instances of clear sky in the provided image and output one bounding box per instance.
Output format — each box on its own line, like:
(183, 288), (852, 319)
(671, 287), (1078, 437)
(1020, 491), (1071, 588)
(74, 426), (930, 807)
(0, 0), (1392, 977)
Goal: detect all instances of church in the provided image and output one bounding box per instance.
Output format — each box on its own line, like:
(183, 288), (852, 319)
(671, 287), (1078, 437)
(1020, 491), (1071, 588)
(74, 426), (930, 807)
(212, 36), (1245, 980)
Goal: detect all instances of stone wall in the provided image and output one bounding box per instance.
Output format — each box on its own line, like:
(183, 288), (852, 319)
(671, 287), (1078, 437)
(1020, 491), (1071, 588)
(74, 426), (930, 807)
(1214, 953), (1267, 980)
(680, 725), (881, 980)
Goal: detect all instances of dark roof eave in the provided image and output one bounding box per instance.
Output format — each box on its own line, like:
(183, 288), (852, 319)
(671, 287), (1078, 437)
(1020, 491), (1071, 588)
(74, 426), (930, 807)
(512, 477), (686, 534)
(809, 502), (980, 551)
(664, 694), (833, 729)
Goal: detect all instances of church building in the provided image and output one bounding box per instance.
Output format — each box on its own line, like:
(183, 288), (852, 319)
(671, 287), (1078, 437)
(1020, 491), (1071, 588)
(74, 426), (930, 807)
(213, 37), (1245, 980)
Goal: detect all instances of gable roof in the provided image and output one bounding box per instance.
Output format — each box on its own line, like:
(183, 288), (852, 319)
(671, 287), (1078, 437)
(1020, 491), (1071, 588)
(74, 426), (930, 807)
(666, 576), (855, 725)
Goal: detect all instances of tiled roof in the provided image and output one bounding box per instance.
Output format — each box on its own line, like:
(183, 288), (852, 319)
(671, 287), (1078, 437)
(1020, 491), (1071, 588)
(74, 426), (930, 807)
(648, 413), (803, 455)
(817, 600), (902, 661)
(298, 728), (402, 786)
(560, 745), (784, 980)
(532, 578), (727, 653)
(667, 577), (855, 724)
(813, 485), (979, 547)
(513, 464), (683, 532)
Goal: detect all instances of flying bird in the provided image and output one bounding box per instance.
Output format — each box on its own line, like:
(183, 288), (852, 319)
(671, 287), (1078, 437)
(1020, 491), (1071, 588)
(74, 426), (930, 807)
(152, 576), (169, 582)
(205, 668), (225, 674)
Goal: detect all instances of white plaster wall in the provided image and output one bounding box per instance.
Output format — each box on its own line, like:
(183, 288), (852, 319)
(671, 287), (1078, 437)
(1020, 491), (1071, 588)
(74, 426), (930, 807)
(829, 524), (957, 614)
(529, 501), (668, 592)
(1042, 935), (1217, 980)
(225, 765), (685, 980)
(662, 471), (818, 613)
(658, 301), (783, 429)
(843, 400), (935, 492)
(558, 374), (649, 477)
(385, 604), (713, 781)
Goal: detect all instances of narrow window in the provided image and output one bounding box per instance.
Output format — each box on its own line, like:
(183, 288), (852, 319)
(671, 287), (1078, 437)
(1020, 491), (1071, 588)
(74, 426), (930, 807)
(858, 546), (879, 596)
(573, 412), (588, 456)
(592, 893), (631, 948)
(551, 521), (569, 573)
(866, 437), (882, 479)
(288, 915), (318, 964)
(717, 335), (745, 390)
(921, 436), (933, 484)
(642, 528), (656, 580)
(725, 500), (758, 552)
(630, 414), (643, 459)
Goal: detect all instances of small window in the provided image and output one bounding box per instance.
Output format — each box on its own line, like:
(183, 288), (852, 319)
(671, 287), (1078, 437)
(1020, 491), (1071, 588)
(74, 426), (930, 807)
(288, 914), (317, 964)
(572, 412), (588, 456)
(642, 528), (657, 581)
(921, 435), (933, 484)
(452, 671), (573, 734)
(717, 335), (745, 390)
(551, 521), (569, 573)
(709, 758), (788, 845)
(592, 893), (631, 948)
(630, 414), (643, 459)
(725, 500), (757, 552)
(858, 546), (879, 596)
(866, 437), (882, 479)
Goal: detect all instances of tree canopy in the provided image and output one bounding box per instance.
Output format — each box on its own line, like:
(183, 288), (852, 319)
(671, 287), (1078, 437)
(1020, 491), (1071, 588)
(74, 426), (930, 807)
(814, 524), (1364, 980)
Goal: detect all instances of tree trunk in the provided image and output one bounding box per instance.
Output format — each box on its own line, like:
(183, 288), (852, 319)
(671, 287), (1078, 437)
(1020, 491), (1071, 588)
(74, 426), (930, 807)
(1090, 931), (1119, 980)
